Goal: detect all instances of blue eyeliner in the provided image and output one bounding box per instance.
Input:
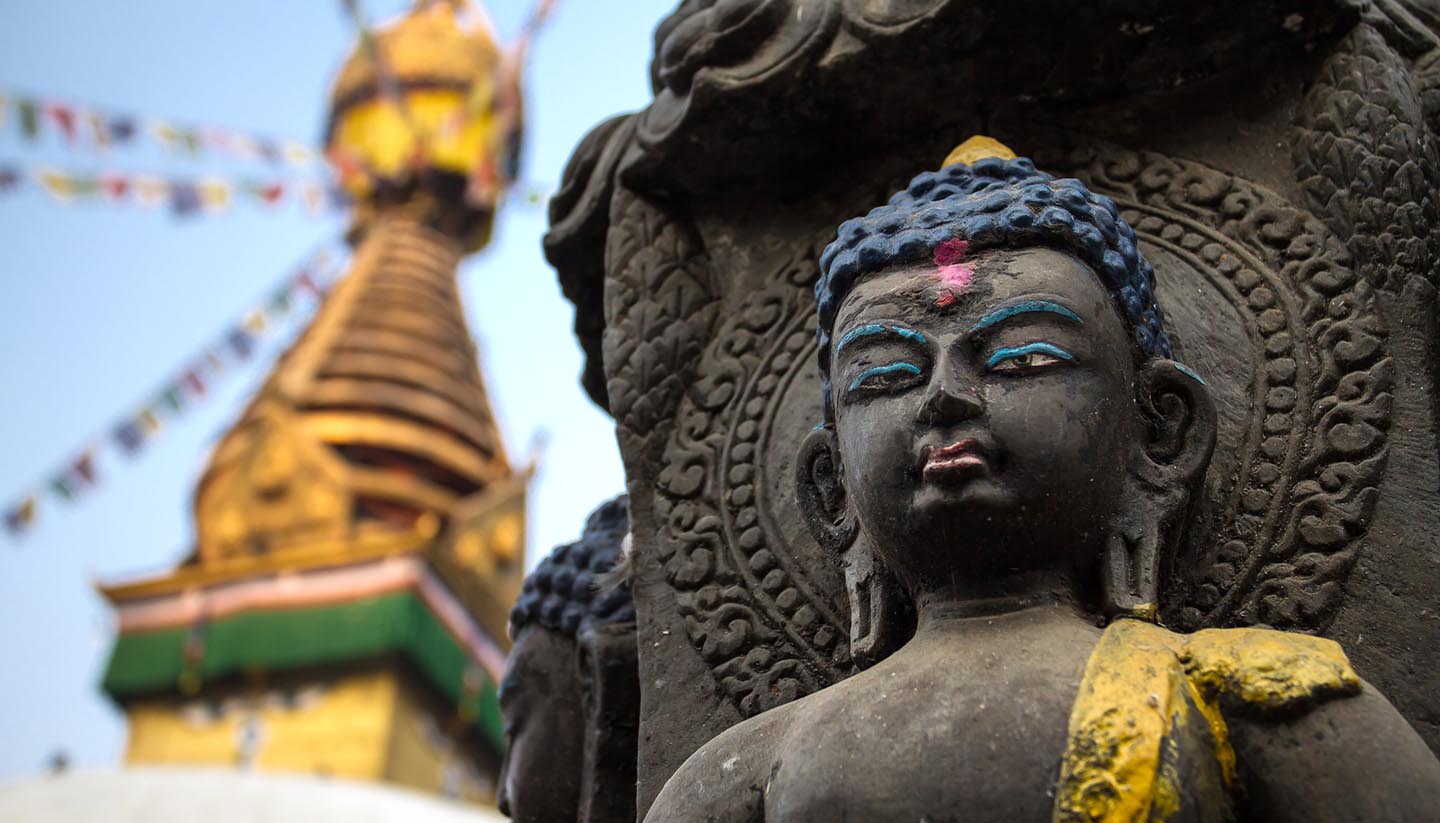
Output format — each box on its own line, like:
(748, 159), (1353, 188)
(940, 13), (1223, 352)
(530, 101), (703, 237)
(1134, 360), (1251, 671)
(986, 342), (1075, 370)
(1175, 363), (1207, 385)
(836, 323), (927, 353)
(971, 300), (1083, 334)
(848, 362), (922, 391)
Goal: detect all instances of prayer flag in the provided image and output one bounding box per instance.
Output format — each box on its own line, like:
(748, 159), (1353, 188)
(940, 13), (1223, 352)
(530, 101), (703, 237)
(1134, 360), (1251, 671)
(250, 181), (285, 206)
(230, 134), (261, 160)
(114, 420), (144, 455)
(159, 386), (184, 413)
(49, 474), (76, 502)
(150, 120), (181, 151)
(0, 166), (20, 192)
(181, 129), (201, 155)
(46, 104), (78, 142)
(87, 113), (109, 149)
(243, 311), (267, 335)
(206, 350), (225, 375)
(302, 183), (325, 214)
(138, 408), (161, 434)
(17, 98), (39, 140)
(282, 141), (315, 167)
(268, 285), (292, 317)
(197, 178), (231, 212)
(5, 496), (37, 535)
(107, 117), (137, 144)
(169, 180), (201, 216)
(257, 138), (282, 164)
(71, 450), (97, 487)
(183, 369), (206, 397)
(100, 174), (130, 201)
(38, 169), (80, 201)
(294, 271), (321, 298)
(228, 328), (255, 360)
(133, 176), (169, 209)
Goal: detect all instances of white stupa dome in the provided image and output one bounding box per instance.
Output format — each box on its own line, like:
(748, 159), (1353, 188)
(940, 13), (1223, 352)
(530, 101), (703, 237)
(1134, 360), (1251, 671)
(0, 767), (508, 823)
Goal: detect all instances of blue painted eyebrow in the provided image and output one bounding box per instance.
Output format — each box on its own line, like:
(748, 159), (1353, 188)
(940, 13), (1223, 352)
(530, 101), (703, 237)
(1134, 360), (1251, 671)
(847, 362), (922, 391)
(986, 342), (1075, 370)
(970, 301), (1083, 334)
(836, 323), (927, 354)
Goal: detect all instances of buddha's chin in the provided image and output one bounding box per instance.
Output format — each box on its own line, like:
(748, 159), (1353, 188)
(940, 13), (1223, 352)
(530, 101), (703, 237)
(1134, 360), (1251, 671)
(910, 479), (1016, 522)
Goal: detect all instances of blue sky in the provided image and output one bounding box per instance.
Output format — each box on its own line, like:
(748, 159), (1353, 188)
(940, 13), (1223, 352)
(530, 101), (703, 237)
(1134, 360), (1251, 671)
(0, 0), (672, 777)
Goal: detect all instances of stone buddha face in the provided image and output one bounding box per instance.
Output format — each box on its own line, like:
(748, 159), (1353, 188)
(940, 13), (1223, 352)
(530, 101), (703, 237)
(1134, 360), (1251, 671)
(824, 246), (1143, 592)
(799, 169), (1217, 658)
(497, 624), (585, 822)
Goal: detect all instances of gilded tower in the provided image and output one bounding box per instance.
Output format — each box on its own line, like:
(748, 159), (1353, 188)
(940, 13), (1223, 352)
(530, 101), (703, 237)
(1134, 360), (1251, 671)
(99, 3), (526, 804)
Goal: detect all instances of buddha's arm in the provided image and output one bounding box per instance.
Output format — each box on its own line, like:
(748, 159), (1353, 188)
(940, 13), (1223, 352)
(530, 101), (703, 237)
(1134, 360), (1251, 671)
(1226, 680), (1440, 820)
(641, 715), (784, 823)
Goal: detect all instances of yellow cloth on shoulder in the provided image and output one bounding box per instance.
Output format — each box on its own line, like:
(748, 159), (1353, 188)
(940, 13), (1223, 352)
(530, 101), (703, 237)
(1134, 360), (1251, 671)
(1053, 619), (1360, 823)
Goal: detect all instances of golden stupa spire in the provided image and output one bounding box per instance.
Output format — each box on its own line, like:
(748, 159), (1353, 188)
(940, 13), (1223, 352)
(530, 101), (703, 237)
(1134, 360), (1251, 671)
(99, 3), (530, 803)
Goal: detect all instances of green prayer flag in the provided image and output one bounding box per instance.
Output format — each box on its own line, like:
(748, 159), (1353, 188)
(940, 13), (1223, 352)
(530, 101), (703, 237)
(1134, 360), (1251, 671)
(18, 98), (39, 139)
(49, 475), (75, 502)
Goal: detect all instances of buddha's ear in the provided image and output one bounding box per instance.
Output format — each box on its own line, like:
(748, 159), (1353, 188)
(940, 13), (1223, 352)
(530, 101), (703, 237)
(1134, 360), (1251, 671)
(1134, 359), (1217, 485)
(795, 426), (858, 553)
(1104, 360), (1216, 620)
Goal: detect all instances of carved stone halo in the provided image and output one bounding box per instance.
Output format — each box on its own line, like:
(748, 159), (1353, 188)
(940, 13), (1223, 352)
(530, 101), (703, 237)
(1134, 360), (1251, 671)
(1045, 146), (1391, 634)
(654, 145), (1391, 717)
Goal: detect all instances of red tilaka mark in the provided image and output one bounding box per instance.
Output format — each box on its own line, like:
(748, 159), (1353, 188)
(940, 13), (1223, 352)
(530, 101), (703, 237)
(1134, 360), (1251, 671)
(933, 238), (970, 266)
(931, 238), (974, 307)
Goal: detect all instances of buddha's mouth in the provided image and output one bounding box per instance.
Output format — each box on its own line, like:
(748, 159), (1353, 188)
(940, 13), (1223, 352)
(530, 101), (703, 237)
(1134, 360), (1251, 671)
(919, 439), (990, 483)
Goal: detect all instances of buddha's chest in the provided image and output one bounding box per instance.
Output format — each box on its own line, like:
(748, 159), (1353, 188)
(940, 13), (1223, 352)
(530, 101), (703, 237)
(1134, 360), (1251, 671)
(765, 674), (1077, 823)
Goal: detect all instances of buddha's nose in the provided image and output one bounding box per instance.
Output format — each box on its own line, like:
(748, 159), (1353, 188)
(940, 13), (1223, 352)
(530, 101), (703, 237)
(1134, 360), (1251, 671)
(919, 371), (983, 424)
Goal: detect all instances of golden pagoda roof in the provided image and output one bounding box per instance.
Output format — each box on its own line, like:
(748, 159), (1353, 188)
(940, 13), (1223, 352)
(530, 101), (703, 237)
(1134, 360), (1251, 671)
(193, 218), (514, 565)
(329, 3), (500, 116)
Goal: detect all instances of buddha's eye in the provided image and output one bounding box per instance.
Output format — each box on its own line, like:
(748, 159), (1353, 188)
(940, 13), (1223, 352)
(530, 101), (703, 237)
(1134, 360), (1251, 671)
(847, 361), (924, 394)
(985, 342), (1074, 374)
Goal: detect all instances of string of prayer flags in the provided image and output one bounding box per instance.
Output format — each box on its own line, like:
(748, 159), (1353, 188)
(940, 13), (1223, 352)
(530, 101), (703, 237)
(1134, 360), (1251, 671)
(0, 163), (347, 218)
(2, 90), (322, 169)
(1, 242), (348, 541)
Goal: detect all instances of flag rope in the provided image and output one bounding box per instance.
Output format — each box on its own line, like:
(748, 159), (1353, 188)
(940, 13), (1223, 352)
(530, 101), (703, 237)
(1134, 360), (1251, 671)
(2, 239), (350, 541)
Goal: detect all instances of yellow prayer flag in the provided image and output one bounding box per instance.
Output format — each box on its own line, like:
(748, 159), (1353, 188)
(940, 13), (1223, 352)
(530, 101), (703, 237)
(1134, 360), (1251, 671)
(37, 169), (79, 201)
(149, 119), (180, 150)
(282, 141), (316, 167)
(138, 408), (161, 434)
(244, 311), (267, 334)
(197, 178), (231, 212)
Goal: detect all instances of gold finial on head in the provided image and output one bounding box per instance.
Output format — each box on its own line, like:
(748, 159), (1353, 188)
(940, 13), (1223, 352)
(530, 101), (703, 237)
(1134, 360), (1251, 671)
(943, 135), (1017, 168)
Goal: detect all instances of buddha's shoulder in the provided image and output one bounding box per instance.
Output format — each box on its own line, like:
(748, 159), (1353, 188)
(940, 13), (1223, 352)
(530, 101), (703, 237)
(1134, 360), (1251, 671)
(1173, 624), (1360, 714)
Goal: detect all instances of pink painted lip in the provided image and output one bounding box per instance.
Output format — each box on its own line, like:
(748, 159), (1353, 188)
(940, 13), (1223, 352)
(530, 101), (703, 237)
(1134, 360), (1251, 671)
(920, 439), (989, 481)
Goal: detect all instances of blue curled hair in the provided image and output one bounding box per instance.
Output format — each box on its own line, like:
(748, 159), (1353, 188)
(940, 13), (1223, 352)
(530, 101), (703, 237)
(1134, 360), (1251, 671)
(815, 156), (1172, 420)
(509, 495), (634, 638)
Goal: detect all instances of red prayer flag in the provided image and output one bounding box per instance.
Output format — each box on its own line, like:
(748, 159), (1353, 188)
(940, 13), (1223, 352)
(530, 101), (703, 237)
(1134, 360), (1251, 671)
(71, 450), (97, 487)
(183, 369), (206, 397)
(100, 174), (130, 201)
(46, 104), (78, 142)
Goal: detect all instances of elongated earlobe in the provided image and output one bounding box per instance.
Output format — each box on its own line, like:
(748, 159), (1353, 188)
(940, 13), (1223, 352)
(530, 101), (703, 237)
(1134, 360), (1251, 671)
(844, 535), (912, 668)
(1103, 360), (1217, 621)
(796, 427), (910, 667)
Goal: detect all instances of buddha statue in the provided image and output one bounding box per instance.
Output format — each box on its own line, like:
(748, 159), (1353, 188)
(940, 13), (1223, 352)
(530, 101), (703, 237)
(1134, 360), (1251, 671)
(498, 495), (638, 823)
(641, 140), (1440, 822)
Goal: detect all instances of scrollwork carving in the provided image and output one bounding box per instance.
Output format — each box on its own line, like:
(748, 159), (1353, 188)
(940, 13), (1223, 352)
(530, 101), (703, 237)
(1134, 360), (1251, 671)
(653, 239), (851, 717)
(1053, 146), (1392, 634)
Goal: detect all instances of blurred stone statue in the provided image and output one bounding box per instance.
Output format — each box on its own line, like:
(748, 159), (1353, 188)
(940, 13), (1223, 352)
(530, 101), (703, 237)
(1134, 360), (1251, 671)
(499, 496), (637, 823)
